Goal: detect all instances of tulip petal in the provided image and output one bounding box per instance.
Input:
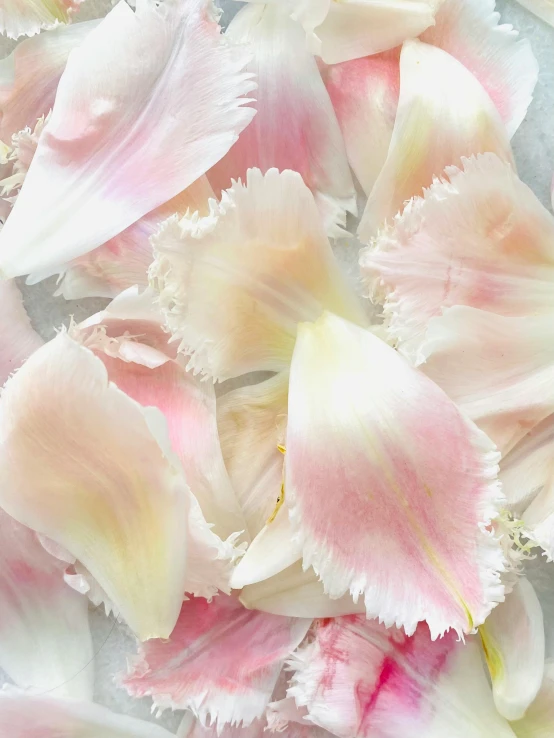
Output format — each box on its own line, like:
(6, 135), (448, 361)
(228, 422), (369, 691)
(480, 578), (545, 721)
(0, 279), (42, 384)
(521, 484), (554, 560)
(286, 311), (506, 638)
(360, 153), (554, 361)
(151, 168), (366, 381)
(0, 0), (80, 40)
(0, 21), (97, 141)
(0, 692), (175, 737)
(0, 508), (93, 698)
(514, 0), (554, 28)
(419, 307), (554, 456)
(208, 4), (355, 238)
(512, 661), (554, 738)
(358, 40), (513, 240)
(0, 0), (255, 279)
(122, 594), (311, 727)
(0, 330), (194, 641)
(288, 616), (516, 738)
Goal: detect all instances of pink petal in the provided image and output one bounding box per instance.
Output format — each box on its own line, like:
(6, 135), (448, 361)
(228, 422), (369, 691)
(360, 154), (554, 361)
(207, 4), (355, 238)
(0, 0), (254, 279)
(286, 311), (506, 638)
(358, 40), (513, 240)
(122, 594), (311, 727)
(0, 507), (93, 698)
(0, 279), (42, 384)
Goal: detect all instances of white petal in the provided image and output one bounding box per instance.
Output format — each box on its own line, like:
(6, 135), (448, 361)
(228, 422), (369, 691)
(0, 279), (42, 384)
(0, 0), (80, 40)
(512, 661), (554, 738)
(514, 0), (554, 27)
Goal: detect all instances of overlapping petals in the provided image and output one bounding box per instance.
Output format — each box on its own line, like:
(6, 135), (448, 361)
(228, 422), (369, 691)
(122, 594), (311, 727)
(0, 0), (80, 41)
(0, 0), (255, 279)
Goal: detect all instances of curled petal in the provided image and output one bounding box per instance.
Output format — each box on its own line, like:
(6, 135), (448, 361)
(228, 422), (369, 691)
(286, 311), (506, 638)
(358, 40), (513, 240)
(0, 331), (192, 641)
(122, 594), (311, 727)
(0, 21), (97, 140)
(419, 307), (554, 456)
(512, 662), (554, 737)
(208, 4), (355, 238)
(151, 168), (366, 381)
(479, 578), (545, 721)
(0, 279), (42, 384)
(0, 508), (93, 698)
(0, 0), (254, 279)
(360, 154), (554, 360)
(0, 0), (80, 40)
(0, 692), (174, 737)
(514, 0), (554, 27)
(288, 616), (516, 738)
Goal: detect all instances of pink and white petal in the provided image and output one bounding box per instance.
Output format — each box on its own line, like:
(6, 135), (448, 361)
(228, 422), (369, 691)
(0, 279), (42, 384)
(151, 168), (366, 381)
(0, 0), (254, 279)
(177, 714), (266, 738)
(0, 0), (80, 40)
(419, 307), (554, 456)
(0, 508), (93, 698)
(53, 176), (215, 300)
(240, 562), (365, 619)
(0, 20), (97, 140)
(0, 692), (175, 738)
(122, 594), (311, 727)
(289, 616), (516, 738)
(361, 154), (554, 361)
(208, 4), (355, 238)
(0, 331), (191, 641)
(514, 0), (554, 27)
(218, 372), (289, 538)
(322, 50), (399, 197)
(512, 661), (554, 738)
(358, 40), (514, 241)
(421, 0), (538, 138)
(287, 312), (507, 638)
(479, 578), (545, 721)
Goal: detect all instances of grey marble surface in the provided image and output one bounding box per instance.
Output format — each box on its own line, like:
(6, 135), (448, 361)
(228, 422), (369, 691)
(1, 0), (553, 732)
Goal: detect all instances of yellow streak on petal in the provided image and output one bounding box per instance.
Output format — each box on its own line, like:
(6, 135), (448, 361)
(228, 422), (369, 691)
(479, 624), (504, 681)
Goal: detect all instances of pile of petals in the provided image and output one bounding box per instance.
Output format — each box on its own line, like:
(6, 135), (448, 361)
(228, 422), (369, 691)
(1, 0), (554, 736)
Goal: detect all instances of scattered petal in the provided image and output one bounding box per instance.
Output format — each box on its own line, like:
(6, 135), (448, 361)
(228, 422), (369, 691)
(0, 279), (42, 384)
(0, 0), (80, 40)
(286, 311), (506, 638)
(151, 168), (366, 381)
(0, 0), (255, 279)
(361, 154), (554, 361)
(208, 4), (355, 238)
(358, 40), (514, 241)
(122, 594), (311, 727)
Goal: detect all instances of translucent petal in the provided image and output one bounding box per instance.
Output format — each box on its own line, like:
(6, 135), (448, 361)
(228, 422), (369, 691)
(0, 20), (97, 140)
(419, 307), (554, 456)
(514, 0), (554, 27)
(480, 578), (545, 721)
(358, 40), (514, 240)
(0, 508), (93, 698)
(512, 661), (554, 738)
(208, 4), (355, 238)
(0, 0), (255, 279)
(0, 331), (192, 641)
(0, 692), (175, 737)
(286, 311), (506, 638)
(360, 154), (554, 361)
(0, 0), (79, 40)
(0, 279), (42, 384)
(122, 594), (311, 727)
(151, 168), (366, 381)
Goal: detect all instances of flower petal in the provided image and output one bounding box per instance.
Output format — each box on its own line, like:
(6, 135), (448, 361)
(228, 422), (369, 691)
(288, 616), (516, 738)
(514, 0), (554, 28)
(419, 307), (554, 456)
(0, 692), (175, 737)
(122, 594), (311, 727)
(479, 578), (545, 721)
(0, 0), (80, 40)
(0, 330), (192, 641)
(208, 3), (355, 238)
(286, 311), (506, 638)
(0, 279), (42, 384)
(151, 168), (366, 381)
(360, 153), (554, 361)
(0, 0), (254, 279)
(521, 483), (554, 560)
(0, 508), (93, 698)
(358, 39), (513, 240)
(0, 20), (97, 141)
